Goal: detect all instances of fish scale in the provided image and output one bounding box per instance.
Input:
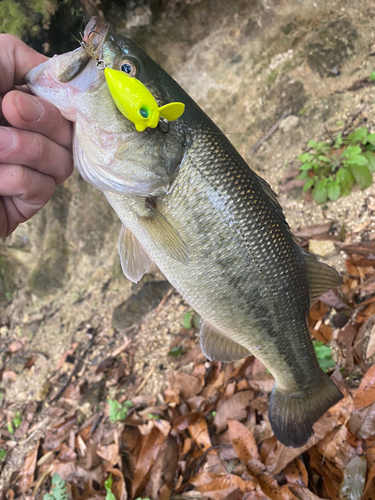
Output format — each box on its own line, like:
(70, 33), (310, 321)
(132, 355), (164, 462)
(26, 17), (343, 447)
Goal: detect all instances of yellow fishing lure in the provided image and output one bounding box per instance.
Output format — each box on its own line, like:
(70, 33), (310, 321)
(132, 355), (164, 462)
(104, 68), (185, 132)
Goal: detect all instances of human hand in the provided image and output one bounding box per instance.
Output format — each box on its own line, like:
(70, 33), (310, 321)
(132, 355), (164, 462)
(0, 35), (74, 238)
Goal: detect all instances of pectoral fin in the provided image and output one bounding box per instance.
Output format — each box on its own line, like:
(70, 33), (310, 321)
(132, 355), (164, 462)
(303, 252), (343, 304)
(159, 102), (185, 122)
(200, 320), (251, 362)
(118, 225), (152, 283)
(138, 202), (189, 265)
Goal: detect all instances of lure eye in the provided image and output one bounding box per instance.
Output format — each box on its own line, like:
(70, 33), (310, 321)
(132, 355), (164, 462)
(119, 59), (137, 77)
(139, 107), (149, 118)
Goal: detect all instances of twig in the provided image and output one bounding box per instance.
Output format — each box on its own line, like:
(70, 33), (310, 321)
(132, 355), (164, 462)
(155, 287), (174, 315)
(132, 366), (156, 396)
(32, 463), (53, 497)
(111, 337), (131, 358)
(249, 107), (292, 154)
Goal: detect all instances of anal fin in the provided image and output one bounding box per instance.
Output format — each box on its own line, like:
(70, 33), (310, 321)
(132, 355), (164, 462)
(118, 225), (152, 283)
(138, 201), (189, 265)
(200, 320), (251, 362)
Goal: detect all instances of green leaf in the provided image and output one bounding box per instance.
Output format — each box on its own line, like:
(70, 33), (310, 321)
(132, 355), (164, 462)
(296, 171), (309, 181)
(0, 449), (5, 460)
(327, 179), (341, 201)
(342, 145), (362, 156)
(337, 168), (355, 193)
(343, 154), (368, 167)
(104, 474), (117, 500)
(350, 163), (372, 189)
(13, 410), (21, 429)
(298, 153), (313, 163)
(317, 155), (331, 163)
(334, 133), (343, 148)
(362, 151), (375, 172)
(148, 413), (160, 419)
(314, 341), (335, 373)
(168, 345), (184, 357)
(303, 178), (315, 192)
(366, 133), (375, 145)
(370, 71), (375, 80)
(7, 423), (14, 434)
(345, 127), (368, 145)
(340, 455), (367, 500)
(299, 162), (314, 171)
(183, 311), (193, 329)
(312, 179), (328, 204)
(43, 473), (69, 500)
(108, 399), (132, 423)
(182, 310), (200, 329)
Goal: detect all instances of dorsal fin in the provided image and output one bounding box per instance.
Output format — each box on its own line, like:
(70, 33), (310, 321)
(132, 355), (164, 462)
(200, 320), (251, 362)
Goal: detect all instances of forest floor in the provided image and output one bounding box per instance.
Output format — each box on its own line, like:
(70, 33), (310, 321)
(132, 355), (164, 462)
(2, 0), (375, 498)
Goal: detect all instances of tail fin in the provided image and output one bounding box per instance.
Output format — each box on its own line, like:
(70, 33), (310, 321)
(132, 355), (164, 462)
(269, 373), (343, 448)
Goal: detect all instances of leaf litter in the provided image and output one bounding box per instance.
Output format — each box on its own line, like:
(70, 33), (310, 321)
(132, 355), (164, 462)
(3, 225), (375, 499)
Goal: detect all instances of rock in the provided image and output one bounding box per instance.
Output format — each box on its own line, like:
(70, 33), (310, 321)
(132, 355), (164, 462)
(112, 280), (170, 329)
(279, 115), (299, 133)
(308, 239), (336, 258)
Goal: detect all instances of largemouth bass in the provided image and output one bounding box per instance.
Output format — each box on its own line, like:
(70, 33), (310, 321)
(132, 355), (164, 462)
(26, 17), (343, 448)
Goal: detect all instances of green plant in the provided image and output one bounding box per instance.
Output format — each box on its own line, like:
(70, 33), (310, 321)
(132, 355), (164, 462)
(314, 341), (335, 372)
(0, 449), (6, 460)
(296, 127), (375, 204)
(182, 310), (201, 329)
(43, 473), (68, 500)
(168, 345), (184, 357)
(104, 474), (116, 500)
(108, 399), (132, 423)
(7, 410), (22, 434)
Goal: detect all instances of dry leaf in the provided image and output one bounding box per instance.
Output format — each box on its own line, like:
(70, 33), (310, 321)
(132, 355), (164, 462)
(107, 467), (127, 500)
(189, 417), (212, 452)
(17, 440), (39, 492)
(227, 419), (259, 461)
(353, 365), (375, 409)
(214, 390), (253, 432)
(366, 323), (375, 359)
(169, 371), (203, 399)
(132, 427), (166, 498)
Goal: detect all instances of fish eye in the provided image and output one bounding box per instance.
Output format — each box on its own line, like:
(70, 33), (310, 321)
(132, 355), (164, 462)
(139, 107), (149, 118)
(119, 59), (137, 77)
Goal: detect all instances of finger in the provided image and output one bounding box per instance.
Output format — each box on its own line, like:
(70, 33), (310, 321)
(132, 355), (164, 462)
(0, 196), (26, 238)
(2, 91), (73, 151)
(0, 34), (48, 93)
(0, 164), (55, 218)
(0, 126), (73, 185)
(0, 198), (12, 238)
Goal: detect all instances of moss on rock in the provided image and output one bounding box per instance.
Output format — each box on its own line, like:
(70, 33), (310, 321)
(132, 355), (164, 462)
(0, 251), (16, 304)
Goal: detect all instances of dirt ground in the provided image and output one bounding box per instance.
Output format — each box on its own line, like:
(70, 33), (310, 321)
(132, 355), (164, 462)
(2, 0), (375, 492)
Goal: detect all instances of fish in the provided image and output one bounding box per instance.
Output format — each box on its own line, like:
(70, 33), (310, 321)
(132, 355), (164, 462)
(104, 68), (185, 132)
(25, 16), (343, 448)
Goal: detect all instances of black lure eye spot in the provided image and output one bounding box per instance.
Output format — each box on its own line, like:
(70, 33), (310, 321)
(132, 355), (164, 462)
(119, 59), (137, 77)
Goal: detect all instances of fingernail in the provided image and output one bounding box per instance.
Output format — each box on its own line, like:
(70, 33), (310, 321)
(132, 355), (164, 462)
(0, 128), (16, 153)
(15, 93), (44, 123)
